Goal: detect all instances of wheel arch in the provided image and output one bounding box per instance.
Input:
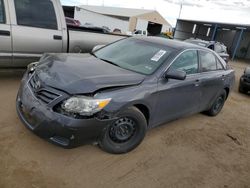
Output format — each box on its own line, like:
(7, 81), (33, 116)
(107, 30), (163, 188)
(133, 104), (150, 125)
(224, 87), (230, 99)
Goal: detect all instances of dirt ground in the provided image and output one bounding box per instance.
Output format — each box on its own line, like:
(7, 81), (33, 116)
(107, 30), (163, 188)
(0, 60), (249, 188)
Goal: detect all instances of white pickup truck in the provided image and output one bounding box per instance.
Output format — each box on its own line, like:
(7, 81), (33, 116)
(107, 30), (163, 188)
(0, 0), (125, 67)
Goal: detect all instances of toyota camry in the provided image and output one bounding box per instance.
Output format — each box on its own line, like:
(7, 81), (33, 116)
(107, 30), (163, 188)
(16, 37), (235, 154)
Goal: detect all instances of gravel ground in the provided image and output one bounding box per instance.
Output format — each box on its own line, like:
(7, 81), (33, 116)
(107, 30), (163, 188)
(0, 60), (249, 188)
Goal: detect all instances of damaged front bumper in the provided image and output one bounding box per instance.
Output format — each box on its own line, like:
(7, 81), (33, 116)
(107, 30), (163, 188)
(16, 72), (114, 148)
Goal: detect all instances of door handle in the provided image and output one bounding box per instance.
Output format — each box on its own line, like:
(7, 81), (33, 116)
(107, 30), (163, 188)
(53, 35), (62, 40)
(221, 75), (225, 80)
(194, 79), (200, 87)
(0, 30), (10, 36)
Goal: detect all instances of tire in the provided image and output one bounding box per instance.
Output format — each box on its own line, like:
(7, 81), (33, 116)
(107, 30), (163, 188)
(205, 90), (227, 116)
(99, 107), (147, 154)
(239, 86), (246, 93)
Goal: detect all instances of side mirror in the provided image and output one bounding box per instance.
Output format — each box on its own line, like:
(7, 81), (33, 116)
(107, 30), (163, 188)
(165, 69), (186, 80)
(92, 45), (105, 53)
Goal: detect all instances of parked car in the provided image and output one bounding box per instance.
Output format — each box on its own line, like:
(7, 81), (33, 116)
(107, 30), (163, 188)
(83, 22), (94, 27)
(0, 0), (125, 68)
(65, 17), (81, 27)
(185, 39), (230, 63)
(102, 26), (111, 33)
(239, 67), (250, 94)
(16, 37), (235, 154)
(113, 28), (122, 34)
(133, 30), (148, 36)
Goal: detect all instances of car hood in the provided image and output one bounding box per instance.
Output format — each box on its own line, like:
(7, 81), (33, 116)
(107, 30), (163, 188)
(35, 53), (145, 94)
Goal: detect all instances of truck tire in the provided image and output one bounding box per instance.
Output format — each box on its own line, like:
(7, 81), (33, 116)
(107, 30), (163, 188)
(99, 107), (147, 154)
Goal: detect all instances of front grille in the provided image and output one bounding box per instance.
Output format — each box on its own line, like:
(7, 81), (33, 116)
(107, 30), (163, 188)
(29, 73), (39, 89)
(35, 89), (60, 104)
(29, 74), (61, 104)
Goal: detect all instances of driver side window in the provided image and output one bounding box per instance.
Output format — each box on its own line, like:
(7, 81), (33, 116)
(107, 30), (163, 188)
(169, 50), (198, 75)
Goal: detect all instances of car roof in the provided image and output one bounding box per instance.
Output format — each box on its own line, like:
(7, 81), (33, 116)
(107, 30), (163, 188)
(135, 36), (208, 51)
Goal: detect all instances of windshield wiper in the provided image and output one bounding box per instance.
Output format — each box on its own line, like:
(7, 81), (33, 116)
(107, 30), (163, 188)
(90, 52), (121, 68)
(99, 58), (121, 68)
(90, 51), (97, 57)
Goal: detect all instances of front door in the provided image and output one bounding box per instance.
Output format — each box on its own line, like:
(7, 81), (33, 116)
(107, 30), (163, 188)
(154, 50), (202, 125)
(0, 0), (12, 67)
(11, 0), (63, 67)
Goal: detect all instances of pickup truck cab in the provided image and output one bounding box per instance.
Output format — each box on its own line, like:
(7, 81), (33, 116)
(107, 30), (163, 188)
(0, 0), (125, 67)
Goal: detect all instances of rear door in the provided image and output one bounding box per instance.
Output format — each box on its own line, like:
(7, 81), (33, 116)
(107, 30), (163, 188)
(9, 0), (64, 67)
(0, 0), (12, 67)
(198, 50), (226, 111)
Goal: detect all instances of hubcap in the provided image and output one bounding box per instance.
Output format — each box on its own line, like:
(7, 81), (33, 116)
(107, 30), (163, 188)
(109, 117), (136, 143)
(213, 97), (223, 112)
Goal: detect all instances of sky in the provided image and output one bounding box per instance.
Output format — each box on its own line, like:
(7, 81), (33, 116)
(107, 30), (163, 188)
(61, 0), (250, 26)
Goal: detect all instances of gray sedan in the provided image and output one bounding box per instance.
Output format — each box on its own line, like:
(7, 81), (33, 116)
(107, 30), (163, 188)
(16, 37), (235, 154)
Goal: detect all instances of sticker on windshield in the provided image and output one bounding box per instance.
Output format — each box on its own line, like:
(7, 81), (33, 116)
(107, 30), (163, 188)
(151, 50), (166, 62)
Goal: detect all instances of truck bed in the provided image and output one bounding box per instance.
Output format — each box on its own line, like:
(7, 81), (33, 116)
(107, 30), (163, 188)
(68, 27), (127, 53)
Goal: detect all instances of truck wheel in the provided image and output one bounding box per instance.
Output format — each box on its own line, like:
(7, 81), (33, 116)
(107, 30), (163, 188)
(99, 107), (147, 154)
(205, 90), (227, 116)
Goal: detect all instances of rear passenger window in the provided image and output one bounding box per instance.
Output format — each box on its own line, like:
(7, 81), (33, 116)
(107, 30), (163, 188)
(169, 50), (198, 75)
(0, 0), (5, 23)
(200, 51), (224, 72)
(14, 0), (57, 30)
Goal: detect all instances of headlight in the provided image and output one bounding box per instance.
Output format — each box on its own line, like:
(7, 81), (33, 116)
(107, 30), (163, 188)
(27, 62), (39, 72)
(61, 96), (111, 116)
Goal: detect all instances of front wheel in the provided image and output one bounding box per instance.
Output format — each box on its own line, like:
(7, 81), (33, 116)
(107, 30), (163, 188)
(205, 90), (227, 116)
(99, 107), (147, 154)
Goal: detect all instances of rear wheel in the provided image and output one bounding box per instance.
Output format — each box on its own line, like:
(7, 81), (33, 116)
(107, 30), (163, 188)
(99, 107), (147, 154)
(205, 90), (227, 116)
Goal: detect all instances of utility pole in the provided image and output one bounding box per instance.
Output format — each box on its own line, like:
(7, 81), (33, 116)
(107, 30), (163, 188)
(178, 0), (183, 19)
(174, 0), (183, 39)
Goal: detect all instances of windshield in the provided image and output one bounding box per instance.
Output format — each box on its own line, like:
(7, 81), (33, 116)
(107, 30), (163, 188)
(94, 38), (174, 75)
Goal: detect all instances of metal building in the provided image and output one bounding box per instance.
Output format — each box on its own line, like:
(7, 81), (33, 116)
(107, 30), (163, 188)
(63, 5), (172, 35)
(174, 19), (250, 60)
